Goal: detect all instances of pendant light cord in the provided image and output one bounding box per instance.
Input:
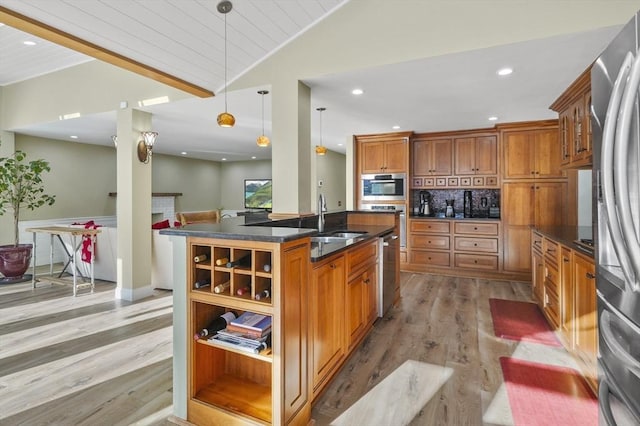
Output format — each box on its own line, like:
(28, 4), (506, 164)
(224, 10), (228, 113)
(261, 93), (265, 135)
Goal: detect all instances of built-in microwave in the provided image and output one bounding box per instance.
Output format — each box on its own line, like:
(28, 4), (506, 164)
(361, 173), (406, 201)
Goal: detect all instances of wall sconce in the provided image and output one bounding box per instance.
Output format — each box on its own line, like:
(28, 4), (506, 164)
(138, 131), (158, 163)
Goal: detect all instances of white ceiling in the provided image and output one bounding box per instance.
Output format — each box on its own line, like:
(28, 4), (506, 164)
(0, 1), (624, 161)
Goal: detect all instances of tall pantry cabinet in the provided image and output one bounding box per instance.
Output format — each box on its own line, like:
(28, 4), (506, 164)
(500, 120), (567, 277)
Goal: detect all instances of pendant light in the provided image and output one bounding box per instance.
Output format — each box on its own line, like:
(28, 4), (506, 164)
(216, 1), (235, 127)
(315, 107), (327, 155)
(257, 90), (270, 147)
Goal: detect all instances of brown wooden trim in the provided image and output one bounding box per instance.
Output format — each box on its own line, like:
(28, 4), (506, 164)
(549, 64), (592, 112)
(0, 6), (214, 98)
(495, 119), (559, 131)
(413, 128), (497, 140)
(353, 131), (413, 142)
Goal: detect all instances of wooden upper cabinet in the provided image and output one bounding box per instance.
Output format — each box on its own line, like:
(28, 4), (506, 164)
(358, 135), (409, 174)
(503, 127), (562, 179)
(412, 138), (453, 176)
(454, 135), (497, 175)
(550, 65), (592, 168)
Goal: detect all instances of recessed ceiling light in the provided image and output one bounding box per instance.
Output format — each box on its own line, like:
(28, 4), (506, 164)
(392, 125), (400, 130)
(181, 151), (187, 155)
(497, 67), (513, 76)
(70, 135), (78, 139)
(352, 88), (364, 95)
(59, 112), (81, 120)
(337, 143), (343, 147)
(138, 95), (170, 107)
(221, 158), (227, 161)
(251, 156), (256, 159)
(488, 116), (498, 121)
(23, 41), (36, 46)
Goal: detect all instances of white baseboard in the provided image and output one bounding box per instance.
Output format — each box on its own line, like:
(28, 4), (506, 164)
(115, 283), (154, 301)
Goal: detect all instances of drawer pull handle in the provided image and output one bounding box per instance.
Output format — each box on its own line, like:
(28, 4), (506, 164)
(586, 272), (595, 279)
(474, 243), (478, 247)
(474, 227), (478, 230)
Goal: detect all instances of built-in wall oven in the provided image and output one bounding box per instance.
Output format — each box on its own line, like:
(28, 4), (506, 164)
(361, 173), (406, 202)
(359, 204), (406, 248)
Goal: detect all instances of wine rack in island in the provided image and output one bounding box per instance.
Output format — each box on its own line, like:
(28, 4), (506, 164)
(186, 236), (310, 426)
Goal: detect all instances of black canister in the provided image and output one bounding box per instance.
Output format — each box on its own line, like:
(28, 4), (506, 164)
(463, 191), (473, 218)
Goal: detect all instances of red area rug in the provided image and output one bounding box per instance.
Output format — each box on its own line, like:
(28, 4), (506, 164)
(489, 298), (561, 346)
(500, 357), (597, 426)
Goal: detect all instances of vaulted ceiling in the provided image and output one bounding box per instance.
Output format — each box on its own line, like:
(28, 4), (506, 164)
(0, 1), (634, 161)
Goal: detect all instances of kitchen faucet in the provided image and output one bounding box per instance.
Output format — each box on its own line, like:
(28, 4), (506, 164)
(318, 193), (327, 233)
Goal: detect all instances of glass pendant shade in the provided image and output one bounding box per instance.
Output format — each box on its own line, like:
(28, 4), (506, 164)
(217, 111), (235, 127)
(315, 145), (327, 155)
(257, 135), (270, 147)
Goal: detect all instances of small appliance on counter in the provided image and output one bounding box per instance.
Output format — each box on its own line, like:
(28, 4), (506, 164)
(489, 204), (500, 218)
(419, 191), (432, 216)
(463, 191), (473, 218)
(445, 199), (455, 218)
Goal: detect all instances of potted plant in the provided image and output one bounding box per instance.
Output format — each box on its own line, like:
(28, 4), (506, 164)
(0, 142), (56, 281)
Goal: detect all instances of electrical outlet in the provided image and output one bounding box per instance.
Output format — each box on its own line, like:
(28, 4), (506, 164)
(338, 201), (342, 206)
(318, 180), (323, 187)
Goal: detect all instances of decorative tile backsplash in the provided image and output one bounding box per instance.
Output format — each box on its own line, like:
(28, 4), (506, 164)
(410, 188), (500, 218)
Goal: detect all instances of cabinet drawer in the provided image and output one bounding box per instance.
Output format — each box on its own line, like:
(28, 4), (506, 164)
(448, 177), (459, 186)
(454, 253), (498, 270)
(460, 177), (472, 186)
(410, 235), (450, 250)
(347, 241), (377, 277)
(543, 238), (560, 266)
(486, 176), (498, 186)
(473, 177), (484, 186)
(544, 285), (560, 329)
(454, 222), (499, 235)
(454, 237), (498, 253)
(410, 250), (450, 266)
(410, 220), (450, 233)
(545, 263), (560, 294)
(532, 231), (543, 254)
(423, 178), (435, 186)
(412, 178), (423, 188)
(436, 178), (447, 186)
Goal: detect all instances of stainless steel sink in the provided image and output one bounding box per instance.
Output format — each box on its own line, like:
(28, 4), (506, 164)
(330, 232), (367, 239)
(310, 236), (350, 243)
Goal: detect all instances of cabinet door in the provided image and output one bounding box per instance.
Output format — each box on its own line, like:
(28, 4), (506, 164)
(502, 182), (535, 226)
(559, 110), (572, 165)
(412, 139), (431, 176)
(503, 131), (534, 178)
(475, 135), (497, 175)
(360, 142), (385, 174)
(504, 225), (533, 273)
(432, 138), (453, 175)
(571, 100), (585, 161)
(346, 272), (366, 350)
(560, 246), (574, 348)
(534, 129), (563, 178)
(310, 256), (345, 394)
(384, 138), (408, 173)
(534, 182), (567, 227)
(454, 137), (475, 175)
(531, 248), (545, 305)
(363, 263), (378, 325)
(574, 253), (597, 376)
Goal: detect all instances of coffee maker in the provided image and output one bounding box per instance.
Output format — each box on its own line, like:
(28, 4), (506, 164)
(419, 191), (432, 216)
(463, 190), (473, 218)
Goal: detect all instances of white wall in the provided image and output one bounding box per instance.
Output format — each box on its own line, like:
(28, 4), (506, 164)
(577, 169), (593, 227)
(313, 149), (346, 212)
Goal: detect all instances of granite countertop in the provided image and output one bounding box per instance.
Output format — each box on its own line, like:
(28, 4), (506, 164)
(533, 225), (594, 257)
(160, 212), (395, 261)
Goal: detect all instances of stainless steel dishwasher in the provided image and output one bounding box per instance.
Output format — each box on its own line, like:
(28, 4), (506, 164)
(378, 232), (399, 317)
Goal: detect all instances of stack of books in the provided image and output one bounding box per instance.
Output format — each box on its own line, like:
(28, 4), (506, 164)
(209, 311), (272, 354)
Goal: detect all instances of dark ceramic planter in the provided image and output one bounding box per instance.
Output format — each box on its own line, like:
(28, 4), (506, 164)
(0, 244), (33, 279)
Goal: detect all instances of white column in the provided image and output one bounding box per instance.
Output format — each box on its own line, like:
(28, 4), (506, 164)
(271, 80), (311, 215)
(115, 108), (153, 301)
(0, 131), (16, 246)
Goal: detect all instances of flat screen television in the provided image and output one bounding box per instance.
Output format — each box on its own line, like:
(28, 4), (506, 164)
(244, 179), (272, 209)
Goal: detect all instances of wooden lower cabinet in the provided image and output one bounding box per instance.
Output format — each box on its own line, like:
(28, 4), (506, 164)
(406, 218), (500, 276)
(187, 237), (310, 426)
(560, 246), (575, 348)
(573, 252), (597, 385)
(530, 231), (597, 392)
(346, 261), (377, 351)
(309, 254), (345, 398)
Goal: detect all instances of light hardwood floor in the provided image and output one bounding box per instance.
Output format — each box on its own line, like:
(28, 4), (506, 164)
(0, 271), (580, 425)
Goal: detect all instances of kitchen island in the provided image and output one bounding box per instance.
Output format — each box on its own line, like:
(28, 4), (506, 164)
(160, 210), (398, 425)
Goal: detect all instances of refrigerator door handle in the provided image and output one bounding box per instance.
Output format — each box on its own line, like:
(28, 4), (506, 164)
(601, 309), (640, 378)
(601, 52), (637, 287)
(614, 49), (640, 289)
(599, 378), (619, 426)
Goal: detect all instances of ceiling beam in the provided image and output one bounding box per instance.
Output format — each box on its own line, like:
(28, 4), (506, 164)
(0, 5), (214, 98)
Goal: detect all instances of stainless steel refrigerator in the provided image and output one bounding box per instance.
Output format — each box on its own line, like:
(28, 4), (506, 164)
(592, 10), (640, 425)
